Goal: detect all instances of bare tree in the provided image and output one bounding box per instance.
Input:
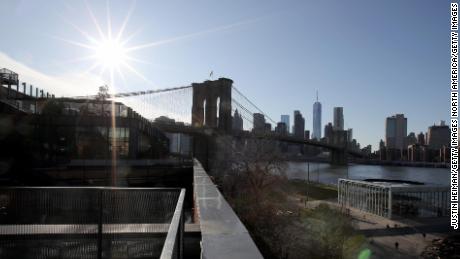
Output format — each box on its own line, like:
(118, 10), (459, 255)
(96, 85), (109, 116)
(211, 136), (292, 258)
(211, 136), (366, 259)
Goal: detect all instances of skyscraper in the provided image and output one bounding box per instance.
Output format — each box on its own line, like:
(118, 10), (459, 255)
(275, 122), (288, 135)
(426, 121), (450, 149)
(417, 132), (425, 145)
(264, 123), (272, 132)
(406, 132), (417, 146)
(293, 110), (305, 139)
(385, 114), (407, 150)
(312, 92), (322, 140)
(347, 128), (353, 143)
(281, 115), (290, 134)
(379, 139), (385, 150)
(304, 130), (310, 140)
(232, 109), (243, 131)
(324, 122), (334, 142)
(333, 107), (344, 131)
(253, 113), (265, 133)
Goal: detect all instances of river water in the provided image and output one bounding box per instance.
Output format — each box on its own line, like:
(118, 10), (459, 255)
(286, 162), (450, 186)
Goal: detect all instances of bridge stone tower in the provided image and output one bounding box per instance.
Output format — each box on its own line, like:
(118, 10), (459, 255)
(330, 129), (348, 165)
(191, 78), (233, 133)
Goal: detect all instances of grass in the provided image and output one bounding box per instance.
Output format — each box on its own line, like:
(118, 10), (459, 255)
(287, 179), (338, 201)
(294, 203), (369, 259)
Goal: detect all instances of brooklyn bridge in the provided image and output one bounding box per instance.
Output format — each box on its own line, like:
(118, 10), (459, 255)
(0, 69), (362, 168)
(1, 69), (362, 167)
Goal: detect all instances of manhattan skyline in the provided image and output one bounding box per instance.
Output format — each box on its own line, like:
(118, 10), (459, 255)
(0, 0), (449, 149)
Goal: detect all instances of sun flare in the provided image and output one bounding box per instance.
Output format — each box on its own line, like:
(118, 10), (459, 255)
(94, 39), (127, 69)
(58, 2), (151, 88)
(59, 2), (255, 89)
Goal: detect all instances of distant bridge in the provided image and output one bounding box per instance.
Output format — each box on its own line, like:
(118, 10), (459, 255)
(152, 121), (364, 164)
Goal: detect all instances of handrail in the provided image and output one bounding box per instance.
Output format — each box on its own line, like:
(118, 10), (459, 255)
(193, 159), (264, 259)
(160, 188), (185, 259)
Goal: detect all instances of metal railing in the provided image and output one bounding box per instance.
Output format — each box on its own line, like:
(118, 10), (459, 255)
(0, 187), (185, 259)
(0, 68), (18, 82)
(160, 188), (185, 259)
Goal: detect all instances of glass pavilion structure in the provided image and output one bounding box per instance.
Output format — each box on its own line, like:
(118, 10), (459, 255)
(338, 179), (449, 219)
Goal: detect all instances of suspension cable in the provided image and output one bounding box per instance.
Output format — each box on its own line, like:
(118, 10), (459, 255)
(70, 85), (192, 99)
(232, 85), (276, 124)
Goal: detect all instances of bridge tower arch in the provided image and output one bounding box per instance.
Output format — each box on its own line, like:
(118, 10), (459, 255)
(191, 78), (233, 133)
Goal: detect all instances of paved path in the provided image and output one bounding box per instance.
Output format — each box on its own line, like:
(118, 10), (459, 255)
(294, 196), (450, 259)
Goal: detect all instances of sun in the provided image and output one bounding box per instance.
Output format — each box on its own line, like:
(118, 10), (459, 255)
(59, 2), (257, 89)
(57, 2), (153, 87)
(94, 39), (128, 69)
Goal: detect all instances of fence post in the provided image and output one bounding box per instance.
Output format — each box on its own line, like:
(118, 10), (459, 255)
(179, 212), (184, 259)
(97, 189), (103, 259)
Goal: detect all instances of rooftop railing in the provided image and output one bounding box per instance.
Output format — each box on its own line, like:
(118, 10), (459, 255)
(0, 68), (18, 82)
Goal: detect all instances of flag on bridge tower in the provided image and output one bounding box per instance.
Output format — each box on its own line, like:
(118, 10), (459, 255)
(209, 70), (213, 79)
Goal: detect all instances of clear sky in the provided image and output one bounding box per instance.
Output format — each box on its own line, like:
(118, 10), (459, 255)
(0, 0), (450, 149)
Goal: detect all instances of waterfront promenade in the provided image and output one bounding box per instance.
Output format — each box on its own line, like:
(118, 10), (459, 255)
(301, 198), (451, 259)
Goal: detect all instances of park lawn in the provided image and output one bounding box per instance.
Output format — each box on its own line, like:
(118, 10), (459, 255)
(287, 179), (338, 201)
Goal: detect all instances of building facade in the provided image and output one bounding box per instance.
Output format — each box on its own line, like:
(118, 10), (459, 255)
(232, 109), (243, 131)
(312, 98), (322, 140)
(417, 132), (425, 145)
(347, 128), (353, 143)
(330, 130), (348, 146)
(275, 122), (288, 135)
(408, 144), (426, 162)
(426, 121), (450, 150)
(281, 115), (290, 134)
(385, 114), (407, 150)
(253, 113), (265, 133)
(324, 122), (334, 143)
(304, 130), (310, 140)
(293, 110), (305, 139)
(333, 107), (344, 131)
(406, 132), (417, 146)
(264, 123), (272, 133)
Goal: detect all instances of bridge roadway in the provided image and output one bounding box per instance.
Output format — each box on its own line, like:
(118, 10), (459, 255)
(152, 122), (364, 158)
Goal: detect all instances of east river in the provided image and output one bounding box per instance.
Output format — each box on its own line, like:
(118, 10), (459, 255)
(286, 162), (450, 186)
